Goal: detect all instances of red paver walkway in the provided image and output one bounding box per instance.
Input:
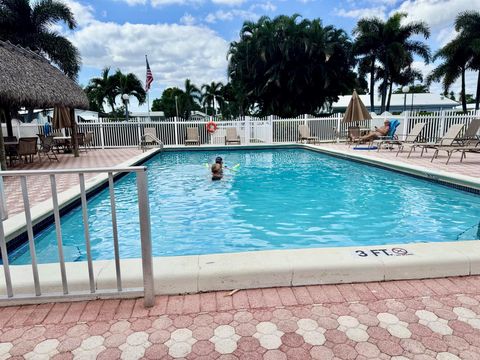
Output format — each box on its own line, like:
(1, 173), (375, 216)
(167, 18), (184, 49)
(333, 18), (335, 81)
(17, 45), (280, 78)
(318, 143), (480, 179)
(2, 148), (143, 216)
(1, 277), (480, 359)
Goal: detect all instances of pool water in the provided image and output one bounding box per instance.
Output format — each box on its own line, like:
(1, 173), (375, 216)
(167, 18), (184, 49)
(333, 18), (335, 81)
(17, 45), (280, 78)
(10, 149), (480, 264)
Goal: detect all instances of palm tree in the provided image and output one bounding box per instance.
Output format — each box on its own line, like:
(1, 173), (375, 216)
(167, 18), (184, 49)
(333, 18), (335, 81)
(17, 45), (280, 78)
(201, 82), (224, 116)
(427, 39), (470, 112)
(353, 13), (430, 113)
(228, 15), (357, 117)
(85, 67), (117, 113)
(0, 0), (81, 78)
(353, 18), (383, 112)
(113, 70), (147, 106)
(183, 79), (201, 120)
(455, 11), (480, 110)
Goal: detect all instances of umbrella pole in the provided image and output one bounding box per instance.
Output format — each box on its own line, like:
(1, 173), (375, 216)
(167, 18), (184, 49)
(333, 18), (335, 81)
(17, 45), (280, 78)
(70, 108), (79, 158)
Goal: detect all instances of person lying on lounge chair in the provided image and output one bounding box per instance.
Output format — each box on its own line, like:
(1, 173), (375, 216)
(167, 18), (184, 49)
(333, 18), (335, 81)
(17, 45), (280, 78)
(359, 121), (390, 142)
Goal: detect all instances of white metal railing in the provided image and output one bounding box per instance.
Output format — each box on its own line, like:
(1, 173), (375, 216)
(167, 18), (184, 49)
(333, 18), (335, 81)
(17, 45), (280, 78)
(3, 110), (479, 147)
(0, 167), (154, 306)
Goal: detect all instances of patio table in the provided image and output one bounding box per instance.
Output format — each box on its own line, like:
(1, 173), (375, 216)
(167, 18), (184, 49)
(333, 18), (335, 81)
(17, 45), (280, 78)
(53, 136), (72, 153)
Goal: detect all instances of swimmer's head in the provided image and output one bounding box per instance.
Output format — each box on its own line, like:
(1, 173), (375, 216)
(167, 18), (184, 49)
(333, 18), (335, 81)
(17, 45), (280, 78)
(215, 156), (223, 164)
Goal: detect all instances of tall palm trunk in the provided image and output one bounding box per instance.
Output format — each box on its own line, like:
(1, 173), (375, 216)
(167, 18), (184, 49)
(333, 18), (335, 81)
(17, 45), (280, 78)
(380, 52), (389, 114)
(369, 59), (375, 112)
(476, 70), (480, 111)
(0, 108), (7, 170)
(386, 81), (393, 112)
(461, 67), (467, 113)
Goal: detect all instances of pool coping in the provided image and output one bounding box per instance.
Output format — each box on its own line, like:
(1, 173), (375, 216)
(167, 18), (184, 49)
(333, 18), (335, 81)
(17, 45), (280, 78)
(1, 143), (480, 298)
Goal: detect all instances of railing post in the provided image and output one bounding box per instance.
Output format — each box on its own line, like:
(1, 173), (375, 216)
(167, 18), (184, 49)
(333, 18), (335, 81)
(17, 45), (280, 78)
(174, 117), (179, 145)
(245, 116), (251, 144)
(136, 169), (155, 307)
(99, 118), (105, 149)
(439, 110), (446, 138)
(137, 117), (142, 146)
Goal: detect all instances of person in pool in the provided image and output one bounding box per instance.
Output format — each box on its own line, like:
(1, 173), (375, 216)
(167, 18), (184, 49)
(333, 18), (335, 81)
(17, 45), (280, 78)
(211, 156), (224, 181)
(358, 120), (390, 142)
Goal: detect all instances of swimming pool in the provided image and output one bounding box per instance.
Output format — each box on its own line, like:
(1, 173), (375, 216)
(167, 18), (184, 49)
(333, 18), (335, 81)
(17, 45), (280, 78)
(9, 148), (480, 264)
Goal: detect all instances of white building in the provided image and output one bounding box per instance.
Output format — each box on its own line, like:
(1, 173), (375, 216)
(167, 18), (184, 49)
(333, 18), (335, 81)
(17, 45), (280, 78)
(332, 93), (459, 113)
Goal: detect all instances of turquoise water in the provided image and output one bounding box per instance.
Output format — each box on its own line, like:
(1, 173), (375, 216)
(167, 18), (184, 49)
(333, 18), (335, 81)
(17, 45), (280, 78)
(9, 149), (480, 264)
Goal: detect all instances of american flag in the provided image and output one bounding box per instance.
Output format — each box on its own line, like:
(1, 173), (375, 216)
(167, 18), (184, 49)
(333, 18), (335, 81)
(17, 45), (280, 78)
(145, 55), (153, 92)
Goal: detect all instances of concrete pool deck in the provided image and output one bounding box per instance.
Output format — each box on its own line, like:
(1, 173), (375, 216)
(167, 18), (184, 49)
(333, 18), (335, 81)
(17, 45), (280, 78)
(2, 276), (480, 359)
(1, 144), (480, 357)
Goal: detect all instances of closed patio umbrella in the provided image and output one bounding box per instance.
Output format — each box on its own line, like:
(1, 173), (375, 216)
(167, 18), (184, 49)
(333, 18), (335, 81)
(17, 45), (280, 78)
(52, 106), (79, 157)
(342, 90), (372, 123)
(52, 106), (72, 129)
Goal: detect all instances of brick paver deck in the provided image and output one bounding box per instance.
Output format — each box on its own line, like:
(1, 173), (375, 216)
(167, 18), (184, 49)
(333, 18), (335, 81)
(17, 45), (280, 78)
(318, 143), (480, 179)
(1, 145), (479, 358)
(3, 148), (143, 216)
(2, 277), (480, 359)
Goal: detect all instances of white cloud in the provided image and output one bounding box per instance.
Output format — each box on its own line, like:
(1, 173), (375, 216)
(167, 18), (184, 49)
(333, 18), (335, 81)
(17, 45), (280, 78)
(335, 6), (387, 20)
(116, 0), (147, 5)
(151, 0), (203, 6)
(205, 9), (258, 23)
(61, 0), (96, 27)
(211, 0), (246, 5)
(250, 1), (277, 11)
(69, 21), (229, 91)
(180, 13), (197, 25)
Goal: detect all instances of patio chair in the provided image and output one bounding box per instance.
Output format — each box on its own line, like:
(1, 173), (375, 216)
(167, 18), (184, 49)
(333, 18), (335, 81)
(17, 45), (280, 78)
(38, 135), (59, 162)
(84, 132), (94, 150)
(392, 122), (427, 156)
(405, 123), (465, 159)
(370, 119), (401, 150)
(298, 125), (319, 144)
(185, 127), (200, 146)
(225, 127), (241, 145)
(76, 133), (86, 152)
(18, 137), (38, 163)
(3, 136), (18, 166)
(142, 127), (158, 146)
(347, 126), (361, 145)
(457, 118), (480, 144)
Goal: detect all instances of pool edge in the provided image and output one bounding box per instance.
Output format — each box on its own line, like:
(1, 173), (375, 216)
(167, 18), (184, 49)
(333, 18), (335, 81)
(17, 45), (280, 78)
(2, 241), (480, 297)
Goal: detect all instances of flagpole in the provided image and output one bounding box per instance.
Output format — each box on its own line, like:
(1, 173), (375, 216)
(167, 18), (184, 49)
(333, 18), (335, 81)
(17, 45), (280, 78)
(145, 54), (151, 120)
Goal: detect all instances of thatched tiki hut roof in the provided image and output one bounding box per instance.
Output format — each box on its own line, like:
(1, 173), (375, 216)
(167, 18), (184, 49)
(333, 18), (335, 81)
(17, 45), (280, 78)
(0, 40), (88, 169)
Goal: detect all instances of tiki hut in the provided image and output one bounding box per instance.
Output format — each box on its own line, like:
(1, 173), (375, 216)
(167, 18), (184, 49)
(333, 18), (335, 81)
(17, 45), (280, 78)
(0, 40), (88, 169)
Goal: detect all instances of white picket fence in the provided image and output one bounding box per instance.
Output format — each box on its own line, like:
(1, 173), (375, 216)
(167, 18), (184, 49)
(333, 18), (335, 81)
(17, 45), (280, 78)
(3, 110), (480, 148)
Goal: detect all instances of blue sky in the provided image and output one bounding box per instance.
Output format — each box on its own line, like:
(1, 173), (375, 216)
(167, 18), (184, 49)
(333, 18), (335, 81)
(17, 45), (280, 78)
(62, 0), (479, 111)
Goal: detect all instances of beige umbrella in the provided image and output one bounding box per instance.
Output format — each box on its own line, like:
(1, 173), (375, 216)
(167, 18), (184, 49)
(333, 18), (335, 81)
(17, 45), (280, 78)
(342, 90), (372, 123)
(52, 106), (72, 129)
(52, 106), (79, 157)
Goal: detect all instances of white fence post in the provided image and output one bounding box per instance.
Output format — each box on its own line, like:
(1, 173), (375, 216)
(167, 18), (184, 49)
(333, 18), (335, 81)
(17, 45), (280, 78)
(336, 113), (341, 143)
(99, 117), (105, 149)
(439, 110), (445, 137)
(269, 115), (274, 143)
(245, 116), (251, 144)
(137, 117), (142, 146)
(174, 117), (179, 145)
(402, 111), (409, 141)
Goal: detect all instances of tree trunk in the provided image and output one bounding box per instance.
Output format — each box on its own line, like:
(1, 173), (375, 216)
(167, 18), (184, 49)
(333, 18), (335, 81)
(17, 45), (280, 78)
(380, 52), (388, 114)
(475, 70), (480, 111)
(386, 81), (393, 112)
(5, 108), (13, 137)
(0, 108), (7, 170)
(369, 58), (375, 113)
(461, 68), (467, 113)
(70, 108), (79, 158)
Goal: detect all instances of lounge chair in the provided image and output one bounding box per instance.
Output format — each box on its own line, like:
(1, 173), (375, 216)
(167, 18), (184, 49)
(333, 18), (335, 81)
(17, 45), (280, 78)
(430, 119), (480, 164)
(225, 127), (241, 145)
(185, 127), (200, 146)
(143, 127), (158, 146)
(18, 137), (38, 163)
(371, 119), (401, 150)
(84, 132), (94, 150)
(38, 135), (59, 162)
(394, 122), (427, 156)
(404, 123), (465, 160)
(299, 125), (319, 144)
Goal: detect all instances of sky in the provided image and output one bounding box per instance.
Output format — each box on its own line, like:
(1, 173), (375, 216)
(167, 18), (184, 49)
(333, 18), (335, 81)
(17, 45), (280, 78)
(59, 0), (480, 112)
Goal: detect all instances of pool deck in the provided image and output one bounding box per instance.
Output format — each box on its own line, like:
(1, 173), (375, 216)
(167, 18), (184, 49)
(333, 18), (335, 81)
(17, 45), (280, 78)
(1, 144), (480, 358)
(2, 276), (480, 359)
